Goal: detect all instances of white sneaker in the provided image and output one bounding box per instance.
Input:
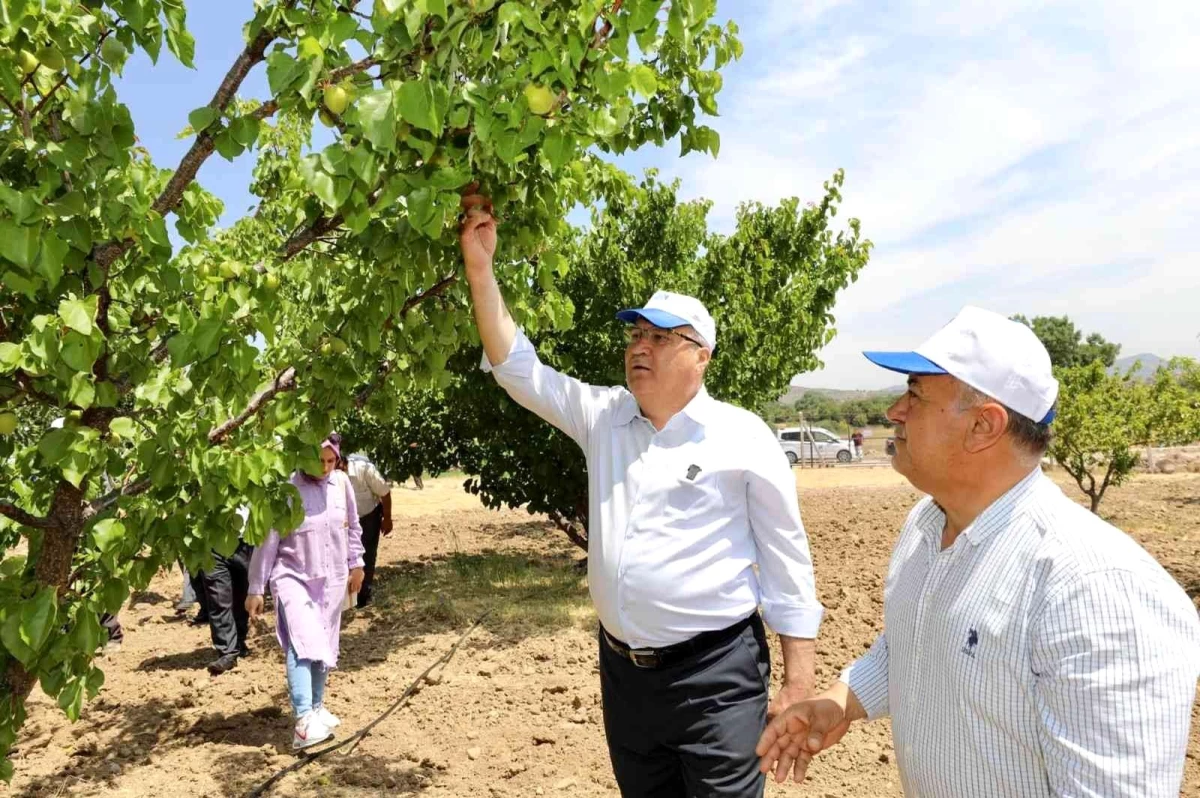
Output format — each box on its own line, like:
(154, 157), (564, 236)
(292, 712), (334, 751)
(314, 705), (341, 729)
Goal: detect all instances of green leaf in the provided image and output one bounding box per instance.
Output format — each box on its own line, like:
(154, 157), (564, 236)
(0, 614), (35, 667)
(58, 298), (95, 336)
(541, 128), (573, 173)
(352, 87), (396, 152)
(60, 330), (100, 372)
(92, 518), (126, 554)
(229, 115), (260, 147)
(188, 106), (217, 132)
(298, 159), (338, 210)
(57, 680), (83, 721)
(630, 65), (658, 98)
(266, 51), (303, 96)
(397, 78), (449, 136)
(193, 317), (223, 357)
(0, 217), (41, 269)
(21, 587), (58, 657)
(626, 0), (663, 32)
(38, 428), (77, 465)
(68, 372), (95, 409)
(36, 233), (68, 289)
(69, 610), (105, 655)
(0, 342), (21, 372)
(166, 25), (196, 68)
(109, 417), (136, 438)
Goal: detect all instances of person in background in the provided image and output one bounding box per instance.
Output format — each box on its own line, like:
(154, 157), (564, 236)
(851, 429), (864, 460)
(246, 437), (365, 751)
(175, 562), (209, 626)
(757, 306), (1200, 797)
(203, 506), (255, 675)
(327, 434), (393, 609)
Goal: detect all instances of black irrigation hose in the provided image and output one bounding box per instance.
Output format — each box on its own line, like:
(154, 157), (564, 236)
(244, 609), (493, 798)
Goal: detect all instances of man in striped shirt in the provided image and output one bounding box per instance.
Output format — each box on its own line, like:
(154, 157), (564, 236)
(757, 306), (1200, 796)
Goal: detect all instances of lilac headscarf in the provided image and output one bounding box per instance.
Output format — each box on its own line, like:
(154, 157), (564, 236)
(300, 435), (341, 483)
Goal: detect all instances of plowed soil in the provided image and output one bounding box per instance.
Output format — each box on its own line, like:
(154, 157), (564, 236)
(9, 470), (1199, 797)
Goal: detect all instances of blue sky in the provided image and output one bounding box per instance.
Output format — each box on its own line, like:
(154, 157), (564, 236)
(116, 0), (1200, 389)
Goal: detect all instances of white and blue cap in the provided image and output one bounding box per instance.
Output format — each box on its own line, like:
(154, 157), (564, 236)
(863, 305), (1059, 424)
(616, 290), (717, 351)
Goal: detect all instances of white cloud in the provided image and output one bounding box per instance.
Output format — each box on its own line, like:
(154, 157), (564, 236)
(667, 0), (1200, 388)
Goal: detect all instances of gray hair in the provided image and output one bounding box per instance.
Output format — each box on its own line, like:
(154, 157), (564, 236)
(957, 383), (1053, 458)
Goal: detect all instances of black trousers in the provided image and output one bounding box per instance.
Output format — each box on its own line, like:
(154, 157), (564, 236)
(201, 542), (253, 656)
(357, 503), (383, 607)
(600, 614), (770, 798)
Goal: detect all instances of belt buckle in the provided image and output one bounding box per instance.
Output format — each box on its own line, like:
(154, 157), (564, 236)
(628, 648), (659, 669)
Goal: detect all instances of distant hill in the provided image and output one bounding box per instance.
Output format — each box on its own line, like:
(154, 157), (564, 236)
(779, 385), (905, 404)
(1112, 353), (1163, 380)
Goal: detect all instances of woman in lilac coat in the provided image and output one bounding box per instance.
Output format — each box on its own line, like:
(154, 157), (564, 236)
(246, 437), (365, 750)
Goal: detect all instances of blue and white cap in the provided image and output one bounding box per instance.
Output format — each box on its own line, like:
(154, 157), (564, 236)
(615, 290), (717, 351)
(863, 306), (1059, 424)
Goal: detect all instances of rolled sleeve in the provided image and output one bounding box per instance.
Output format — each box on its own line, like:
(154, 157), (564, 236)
(1031, 569), (1200, 797)
(747, 433), (824, 638)
(480, 329), (611, 450)
(840, 632), (890, 720)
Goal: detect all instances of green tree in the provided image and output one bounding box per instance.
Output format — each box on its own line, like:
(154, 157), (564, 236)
(1011, 314), (1121, 368)
(366, 172), (869, 549)
(0, 0), (738, 773)
(1050, 360), (1198, 513)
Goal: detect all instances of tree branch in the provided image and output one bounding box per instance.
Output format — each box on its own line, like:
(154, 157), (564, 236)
(82, 478), (152, 521)
(207, 366), (297, 444)
(282, 214), (344, 260)
(0, 502), (55, 530)
(148, 26), (279, 222)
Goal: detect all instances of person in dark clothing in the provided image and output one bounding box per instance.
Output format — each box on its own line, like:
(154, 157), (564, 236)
(204, 507), (255, 675)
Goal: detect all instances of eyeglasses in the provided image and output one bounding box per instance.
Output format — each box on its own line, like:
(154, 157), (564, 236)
(623, 326), (704, 348)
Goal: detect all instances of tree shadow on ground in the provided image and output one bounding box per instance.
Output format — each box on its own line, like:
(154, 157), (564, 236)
(11, 694), (294, 798)
(135, 645), (215, 673)
(217, 749), (445, 797)
(334, 548), (592, 672)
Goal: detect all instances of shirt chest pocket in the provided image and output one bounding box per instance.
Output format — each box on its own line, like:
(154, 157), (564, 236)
(658, 464), (731, 528)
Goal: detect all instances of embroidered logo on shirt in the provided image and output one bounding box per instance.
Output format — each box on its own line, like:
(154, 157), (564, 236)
(686, 464), (702, 481)
(961, 627), (979, 659)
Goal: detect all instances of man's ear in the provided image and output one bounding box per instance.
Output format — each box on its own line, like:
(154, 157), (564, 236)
(965, 402), (1009, 453)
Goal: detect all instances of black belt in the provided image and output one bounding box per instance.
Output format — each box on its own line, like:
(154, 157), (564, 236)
(602, 613), (759, 670)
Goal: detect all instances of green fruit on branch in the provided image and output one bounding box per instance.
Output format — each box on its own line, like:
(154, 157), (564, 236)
(100, 37), (127, 65)
(323, 84), (349, 116)
(329, 337), (348, 355)
(0, 412), (17, 436)
(318, 108), (337, 128)
(320, 342), (333, 356)
(219, 261), (238, 279)
(523, 83), (556, 115)
(35, 47), (65, 71)
(17, 49), (39, 75)
(264, 273), (280, 290)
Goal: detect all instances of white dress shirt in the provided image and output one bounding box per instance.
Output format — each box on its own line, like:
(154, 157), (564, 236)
(346, 454), (391, 516)
(842, 468), (1200, 797)
(483, 330), (824, 649)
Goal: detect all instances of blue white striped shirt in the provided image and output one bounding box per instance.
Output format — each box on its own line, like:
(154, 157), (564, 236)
(842, 469), (1200, 797)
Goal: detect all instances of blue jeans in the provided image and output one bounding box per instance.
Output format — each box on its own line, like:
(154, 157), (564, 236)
(285, 644), (327, 718)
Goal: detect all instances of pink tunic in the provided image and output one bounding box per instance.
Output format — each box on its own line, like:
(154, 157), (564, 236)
(248, 470), (365, 668)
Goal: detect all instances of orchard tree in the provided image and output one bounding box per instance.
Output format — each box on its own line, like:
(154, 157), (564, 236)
(354, 172), (870, 548)
(1050, 360), (1199, 513)
(0, 0), (740, 773)
(1011, 314), (1121, 368)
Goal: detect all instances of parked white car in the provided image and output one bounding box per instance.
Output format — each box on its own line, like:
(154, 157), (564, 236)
(777, 427), (854, 465)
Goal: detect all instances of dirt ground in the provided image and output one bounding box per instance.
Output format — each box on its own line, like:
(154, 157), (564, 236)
(7, 469), (1199, 797)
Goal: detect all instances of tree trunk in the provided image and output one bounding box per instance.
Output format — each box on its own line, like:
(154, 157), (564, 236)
(1089, 492), (1102, 514)
(3, 481), (85, 704)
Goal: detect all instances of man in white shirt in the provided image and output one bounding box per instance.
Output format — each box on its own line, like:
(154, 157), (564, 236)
(460, 196), (823, 796)
(344, 450), (393, 608)
(757, 307), (1200, 797)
